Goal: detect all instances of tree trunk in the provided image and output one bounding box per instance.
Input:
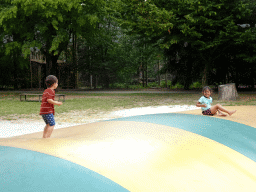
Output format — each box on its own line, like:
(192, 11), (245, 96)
(51, 55), (58, 76)
(45, 50), (52, 77)
(184, 60), (192, 90)
(13, 60), (18, 90)
(218, 83), (238, 100)
(30, 56), (33, 88)
(145, 62), (148, 87)
(165, 72), (168, 88)
(72, 33), (78, 89)
(38, 65), (41, 89)
(90, 75), (93, 89)
(202, 64), (208, 87)
(93, 75), (97, 89)
(142, 62), (145, 87)
(103, 73), (110, 89)
(12, 51), (20, 90)
(250, 66), (255, 90)
(158, 60), (161, 86)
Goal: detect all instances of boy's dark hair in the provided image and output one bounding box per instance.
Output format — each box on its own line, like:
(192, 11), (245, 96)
(202, 86), (212, 92)
(45, 75), (58, 88)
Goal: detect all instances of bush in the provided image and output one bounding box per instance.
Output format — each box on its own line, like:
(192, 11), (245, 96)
(109, 83), (129, 89)
(160, 80), (172, 88)
(128, 84), (145, 89)
(147, 82), (160, 88)
(190, 82), (202, 89)
(172, 83), (183, 89)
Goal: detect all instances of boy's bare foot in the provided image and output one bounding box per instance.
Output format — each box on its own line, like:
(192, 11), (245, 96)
(228, 110), (237, 116)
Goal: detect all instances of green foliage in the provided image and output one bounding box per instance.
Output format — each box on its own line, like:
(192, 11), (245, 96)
(110, 83), (129, 89)
(121, 0), (255, 87)
(127, 84), (145, 89)
(172, 82), (184, 89)
(147, 82), (160, 88)
(0, 0), (109, 88)
(189, 81), (202, 89)
(235, 27), (256, 63)
(160, 80), (172, 88)
(1, 0), (256, 89)
(0, 0), (105, 70)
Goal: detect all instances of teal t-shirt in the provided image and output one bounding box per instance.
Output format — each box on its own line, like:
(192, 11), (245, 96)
(198, 96), (212, 111)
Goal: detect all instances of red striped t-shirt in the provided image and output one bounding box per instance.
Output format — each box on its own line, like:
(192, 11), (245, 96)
(39, 88), (55, 115)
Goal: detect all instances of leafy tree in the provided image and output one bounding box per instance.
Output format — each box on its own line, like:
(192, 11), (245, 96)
(0, 1), (31, 89)
(121, 0), (253, 88)
(75, 13), (120, 88)
(0, 0), (105, 88)
(77, 22), (141, 88)
(74, 0), (160, 89)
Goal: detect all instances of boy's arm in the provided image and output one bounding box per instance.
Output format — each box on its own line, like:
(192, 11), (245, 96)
(47, 99), (63, 106)
(196, 102), (207, 108)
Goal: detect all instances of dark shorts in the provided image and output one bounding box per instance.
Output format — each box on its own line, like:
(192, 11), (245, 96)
(42, 113), (55, 126)
(202, 109), (213, 116)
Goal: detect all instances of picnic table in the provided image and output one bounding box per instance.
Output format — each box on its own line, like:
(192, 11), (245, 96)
(20, 93), (65, 102)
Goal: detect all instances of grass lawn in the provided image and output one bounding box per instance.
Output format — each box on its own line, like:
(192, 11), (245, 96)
(0, 91), (256, 121)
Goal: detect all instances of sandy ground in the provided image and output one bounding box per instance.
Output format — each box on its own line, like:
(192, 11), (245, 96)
(0, 105), (198, 138)
(180, 105), (256, 128)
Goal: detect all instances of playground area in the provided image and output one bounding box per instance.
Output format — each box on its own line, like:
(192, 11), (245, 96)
(1, 103), (256, 191)
(2, 0), (256, 190)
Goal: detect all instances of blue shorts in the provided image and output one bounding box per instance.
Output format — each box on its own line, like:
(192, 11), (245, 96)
(42, 113), (55, 126)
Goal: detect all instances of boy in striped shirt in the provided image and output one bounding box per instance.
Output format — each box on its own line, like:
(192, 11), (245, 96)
(40, 75), (63, 138)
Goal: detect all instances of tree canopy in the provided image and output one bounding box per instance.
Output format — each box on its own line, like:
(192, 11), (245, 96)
(120, 0), (255, 87)
(0, 0), (105, 79)
(1, 0), (256, 89)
